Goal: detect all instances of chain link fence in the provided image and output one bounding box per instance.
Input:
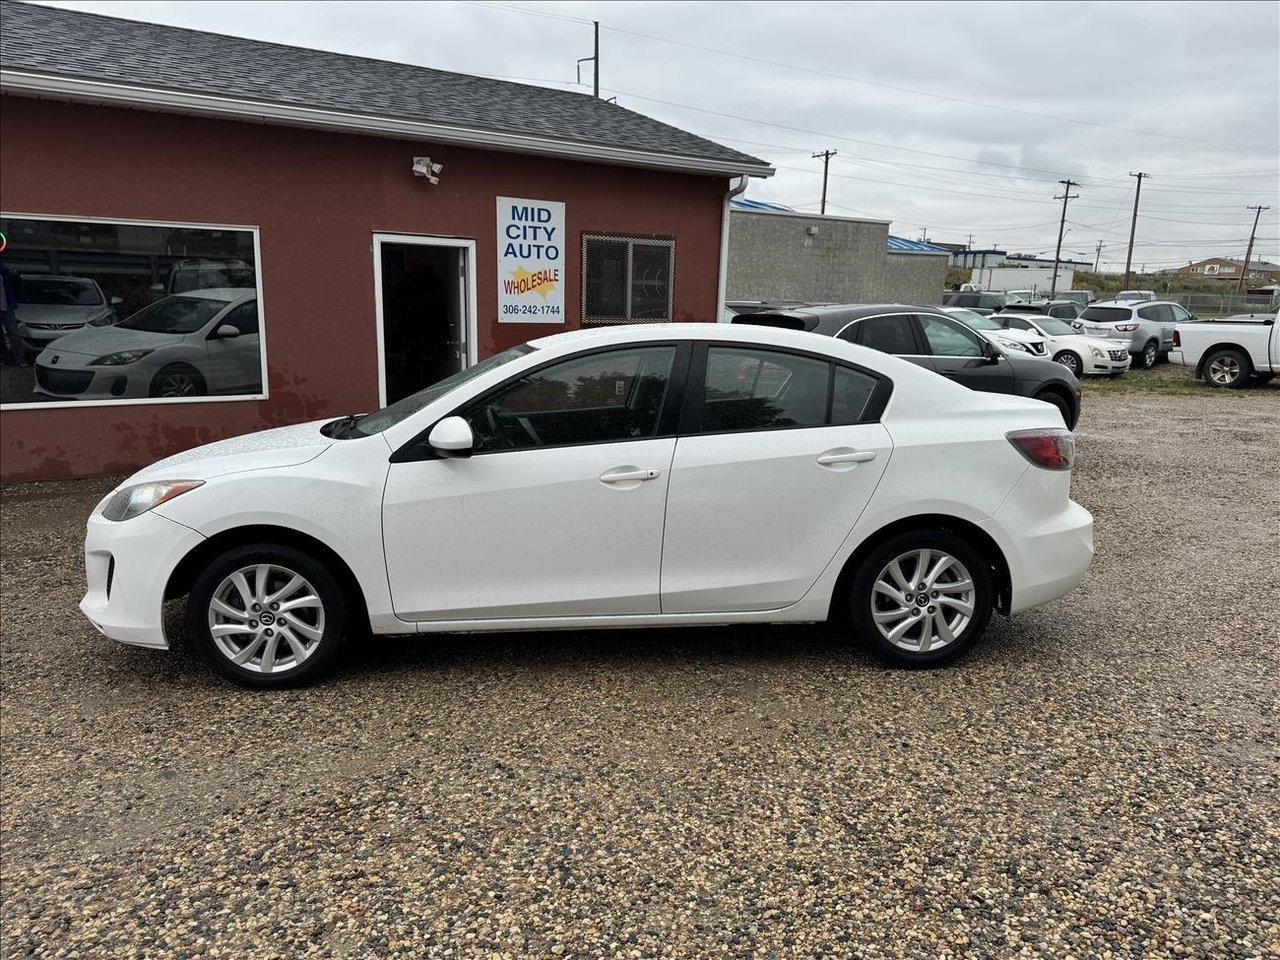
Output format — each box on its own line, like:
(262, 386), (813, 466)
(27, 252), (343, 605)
(1166, 291), (1279, 318)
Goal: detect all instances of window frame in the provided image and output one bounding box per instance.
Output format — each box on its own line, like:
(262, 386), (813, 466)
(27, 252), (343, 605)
(0, 211), (268, 411)
(392, 341), (692, 462)
(580, 233), (676, 325)
(915, 313), (988, 358)
(680, 342), (892, 437)
(835, 312), (927, 356)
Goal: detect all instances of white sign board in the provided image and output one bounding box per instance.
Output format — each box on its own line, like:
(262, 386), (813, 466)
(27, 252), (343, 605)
(496, 196), (565, 323)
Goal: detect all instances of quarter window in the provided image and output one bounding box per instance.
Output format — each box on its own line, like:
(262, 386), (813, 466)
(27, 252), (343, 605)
(462, 346), (676, 452)
(831, 366), (878, 424)
(918, 315), (985, 357)
(581, 235), (674, 323)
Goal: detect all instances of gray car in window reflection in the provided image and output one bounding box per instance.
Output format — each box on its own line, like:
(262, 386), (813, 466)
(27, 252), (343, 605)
(16, 275), (120, 351)
(32, 289), (261, 401)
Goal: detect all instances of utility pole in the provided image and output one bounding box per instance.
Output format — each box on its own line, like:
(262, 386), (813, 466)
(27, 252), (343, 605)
(576, 21), (600, 97)
(812, 149), (837, 215)
(1238, 204), (1270, 293)
(1094, 239), (1103, 273)
(1123, 172), (1148, 288)
(966, 233), (974, 250)
(1050, 179), (1080, 295)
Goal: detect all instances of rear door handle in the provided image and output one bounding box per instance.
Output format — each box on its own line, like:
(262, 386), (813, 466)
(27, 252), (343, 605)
(816, 448), (877, 466)
(600, 467), (661, 484)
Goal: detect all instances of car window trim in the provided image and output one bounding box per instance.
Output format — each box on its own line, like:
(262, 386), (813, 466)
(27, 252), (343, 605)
(681, 341), (892, 437)
(389, 340), (692, 463)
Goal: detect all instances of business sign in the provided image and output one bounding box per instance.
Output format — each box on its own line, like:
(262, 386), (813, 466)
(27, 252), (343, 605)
(497, 196), (565, 323)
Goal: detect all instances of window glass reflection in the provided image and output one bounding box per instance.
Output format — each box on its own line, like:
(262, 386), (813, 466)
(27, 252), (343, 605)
(0, 217), (263, 404)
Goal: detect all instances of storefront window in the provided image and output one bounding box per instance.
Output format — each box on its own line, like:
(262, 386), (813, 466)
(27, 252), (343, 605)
(0, 215), (264, 407)
(581, 235), (674, 324)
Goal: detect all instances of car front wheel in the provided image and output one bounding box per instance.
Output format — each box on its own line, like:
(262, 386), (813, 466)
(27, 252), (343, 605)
(849, 530), (994, 667)
(186, 543), (347, 689)
(1053, 350), (1083, 377)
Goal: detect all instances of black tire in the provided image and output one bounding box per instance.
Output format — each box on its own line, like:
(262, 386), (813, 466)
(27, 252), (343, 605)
(149, 363), (207, 398)
(1134, 340), (1159, 370)
(1053, 350), (1083, 378)
(849, 529), (995, 668)
(1202, 347), (1252, 389)
(186, 543), (347, 689)
(1034, 388), (1076, 428)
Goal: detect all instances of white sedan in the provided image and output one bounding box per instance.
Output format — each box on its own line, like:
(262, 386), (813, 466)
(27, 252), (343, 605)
(33, 289), (261, 401)
(81, 323), (1094, 688)
(997, 312), (1132, 378)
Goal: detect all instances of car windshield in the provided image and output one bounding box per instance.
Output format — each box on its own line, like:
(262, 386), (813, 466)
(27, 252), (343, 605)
(949, 309), (1002, 330)
(117, 295), (231, 334)
(1039, 318), (1078, 336)
(1080, 307), (1132, 323)
(350, 345), (535, 436)
(17, 278), (103, 306)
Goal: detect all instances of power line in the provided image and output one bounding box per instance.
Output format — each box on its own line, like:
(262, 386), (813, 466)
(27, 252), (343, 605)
(458, 0), (1276, 152)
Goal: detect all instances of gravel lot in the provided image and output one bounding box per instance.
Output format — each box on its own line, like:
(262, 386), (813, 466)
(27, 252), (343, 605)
(2, 368), (1278, 959)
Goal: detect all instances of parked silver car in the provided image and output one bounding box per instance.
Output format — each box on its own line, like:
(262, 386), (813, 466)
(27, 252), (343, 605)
(1074, 300), (1192, 369)
(16, 275), (119, 351)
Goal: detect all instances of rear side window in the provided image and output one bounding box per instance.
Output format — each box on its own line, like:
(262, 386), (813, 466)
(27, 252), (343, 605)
(979, 294), (1006, 310)
(850, 314), (918, 354)
(702, 347), (828, 432)
(1080, 307), (1132, 322)
(1137, 306), (1162, 321)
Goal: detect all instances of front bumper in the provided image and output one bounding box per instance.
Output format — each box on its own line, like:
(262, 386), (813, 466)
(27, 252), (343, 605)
(33, 358), (145, 400)
(1081, 351), (1132, 375)
(80, 508), (205, 649)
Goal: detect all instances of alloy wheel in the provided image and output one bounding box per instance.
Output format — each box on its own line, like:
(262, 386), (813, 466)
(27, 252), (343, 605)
(207, 563), (326, 674)
(1143, 344), (1157, 368)
(871, 549), (975, 653)
(157, 373), (199, 397)
(1207, 355), (1241, 386)
(1055, 352), (1082, 377)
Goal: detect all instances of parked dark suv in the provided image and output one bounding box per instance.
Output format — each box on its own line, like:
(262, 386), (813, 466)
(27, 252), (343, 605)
(733, 303), (1082, 427)
(941, 291), (1007, 315)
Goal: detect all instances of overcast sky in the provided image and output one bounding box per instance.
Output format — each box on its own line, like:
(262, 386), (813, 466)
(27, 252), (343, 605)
(35, 0), (1280, 270)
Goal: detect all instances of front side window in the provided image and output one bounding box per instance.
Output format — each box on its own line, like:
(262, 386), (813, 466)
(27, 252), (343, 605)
(919, 315), (984, 357)
(1170, 304), (1191, 322)
(582, 235), (674, 323)
(851, 314), (918, 354)
(0, 215), (263, 407)
(464, 345), (676, 452)
(218, 300), (259, 335)
(1005, 317), (1035, 332)
(701, 347), (829, 432)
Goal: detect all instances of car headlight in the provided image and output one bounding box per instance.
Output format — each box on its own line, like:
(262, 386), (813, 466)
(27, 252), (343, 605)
(100, 480), (204, 522)
(1090, 346), (1106, 359)
(996, 338), (1030, 353)
(90, 349), (153, 366)
(88, 313), (116, 327)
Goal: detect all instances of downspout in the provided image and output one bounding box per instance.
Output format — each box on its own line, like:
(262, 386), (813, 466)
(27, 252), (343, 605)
(715, 175), (750, 321)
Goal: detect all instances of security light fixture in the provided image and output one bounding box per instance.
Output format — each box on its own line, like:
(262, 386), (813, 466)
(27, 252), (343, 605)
(412, 157), (444, 185)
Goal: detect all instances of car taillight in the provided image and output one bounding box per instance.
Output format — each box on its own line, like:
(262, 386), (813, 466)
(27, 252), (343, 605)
(1007, 428), (1075, 470)
(1115, 322), (1139, 332)
(1173, 329), (1181, 347)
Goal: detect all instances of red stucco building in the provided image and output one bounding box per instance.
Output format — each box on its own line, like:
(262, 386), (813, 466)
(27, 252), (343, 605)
(0, 1), (771, 481)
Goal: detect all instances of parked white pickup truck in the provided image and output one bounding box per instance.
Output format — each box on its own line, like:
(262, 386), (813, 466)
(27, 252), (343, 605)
(1170, 313), (1279, 388)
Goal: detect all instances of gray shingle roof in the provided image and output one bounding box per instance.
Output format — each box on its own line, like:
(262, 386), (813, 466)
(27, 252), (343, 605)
(0, 0), (770, 175)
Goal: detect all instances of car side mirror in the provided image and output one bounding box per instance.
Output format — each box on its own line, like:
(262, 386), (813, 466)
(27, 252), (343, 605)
(109, 296), (123, 306)
(213, 324), (241, 339)
(428, 416), (474, 458)
(981, 341), (1001, 364)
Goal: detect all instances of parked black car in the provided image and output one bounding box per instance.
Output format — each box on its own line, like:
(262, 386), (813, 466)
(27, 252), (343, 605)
(732, 303), (1082, 428)
(940, 290), (1007, 315)
(999, 298), (1084, 320)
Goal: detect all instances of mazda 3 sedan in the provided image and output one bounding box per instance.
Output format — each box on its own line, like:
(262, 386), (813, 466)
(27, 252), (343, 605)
(81, 323), (1093, 688)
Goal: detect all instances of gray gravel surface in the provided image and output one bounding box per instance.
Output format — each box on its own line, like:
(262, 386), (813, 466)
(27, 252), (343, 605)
(2, 373), (1278, 959)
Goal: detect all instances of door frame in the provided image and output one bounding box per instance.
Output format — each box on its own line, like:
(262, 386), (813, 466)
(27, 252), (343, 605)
(372, 232), (479, 407)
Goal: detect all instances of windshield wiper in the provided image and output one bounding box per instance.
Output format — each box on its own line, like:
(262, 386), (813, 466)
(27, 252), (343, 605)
(321, 412), (366, 439)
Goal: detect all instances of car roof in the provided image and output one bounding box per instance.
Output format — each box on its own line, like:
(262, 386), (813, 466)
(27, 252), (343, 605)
(19, 273), (97, 283)
(171, 287), (257, 301)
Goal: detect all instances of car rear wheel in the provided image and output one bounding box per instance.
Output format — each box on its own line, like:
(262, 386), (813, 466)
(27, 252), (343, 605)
(150, 363), (207, 398)
(1052, 350), (1083, 377)
(850, 530), (994, 667)
(1033, 388), (1076, 428)
(1135, 340), (1159, 370)
(186, 543), (346, 689)
(1203, 348), (1252, 389)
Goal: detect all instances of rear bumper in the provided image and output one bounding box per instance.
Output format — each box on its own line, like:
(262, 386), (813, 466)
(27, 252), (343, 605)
(982, 471), (1094, 614)
(80, 508), (205, 650)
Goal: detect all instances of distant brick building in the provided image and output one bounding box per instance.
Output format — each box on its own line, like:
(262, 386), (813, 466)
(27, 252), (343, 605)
(1173, 257), (1280, 282)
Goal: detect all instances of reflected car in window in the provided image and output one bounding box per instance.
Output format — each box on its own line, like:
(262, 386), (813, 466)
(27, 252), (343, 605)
(79, 323), (1093, 688)
(31, 289), (262, 401)
(15, 275), (119, 352)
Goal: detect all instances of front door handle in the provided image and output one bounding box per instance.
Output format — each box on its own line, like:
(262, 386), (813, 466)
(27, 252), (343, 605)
(600, 467), (661, 484)
(816, 448), (877, 467)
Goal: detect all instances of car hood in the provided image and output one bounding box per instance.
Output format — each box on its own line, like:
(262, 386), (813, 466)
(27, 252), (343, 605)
(37, 325), (177, 360)
(17, 303), (107, 326)
(126, 420), (335, 484)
